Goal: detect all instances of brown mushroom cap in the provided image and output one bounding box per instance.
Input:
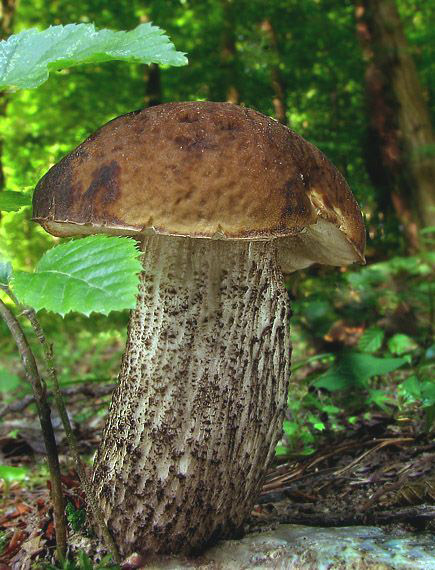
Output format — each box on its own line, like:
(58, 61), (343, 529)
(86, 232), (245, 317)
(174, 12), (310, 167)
(33, 101), (365, 272)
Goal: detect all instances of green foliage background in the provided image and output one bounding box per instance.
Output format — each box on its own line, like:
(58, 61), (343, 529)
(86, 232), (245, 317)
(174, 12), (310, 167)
(0, 0), (434, 456)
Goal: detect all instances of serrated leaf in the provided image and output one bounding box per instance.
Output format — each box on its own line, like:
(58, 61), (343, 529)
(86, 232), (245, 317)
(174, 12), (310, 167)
(358, 327), (385, 353)
(314, 351), (406, 392)
(0, 191), (32, 211)
(388, 333), (418, 355)
(0, 23), (187, 90)
(13, 235), (141, 316)
(0, 258), (12, 285)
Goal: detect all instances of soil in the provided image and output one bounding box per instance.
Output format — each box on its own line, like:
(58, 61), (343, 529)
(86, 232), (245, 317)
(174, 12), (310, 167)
(0, 387), (434, 568)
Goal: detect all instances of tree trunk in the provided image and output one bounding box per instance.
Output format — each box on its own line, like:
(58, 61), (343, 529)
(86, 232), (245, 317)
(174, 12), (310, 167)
(261, 19), (288, 125)
(355, 0), (435, 248)
(0, 0), (16, 196)
(92, 234), (290, 556)
(219, 0), (239, 103)
(144, 63), (162, 108)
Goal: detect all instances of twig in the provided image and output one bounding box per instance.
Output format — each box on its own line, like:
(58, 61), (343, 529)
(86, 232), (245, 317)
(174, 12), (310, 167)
(18, 302), (121, 565)
(333, 438), (414, 477)
(0, 298), (67, 562)
(262, 440), (374, 493)
(0, 383), (115, 419)
(279, 504), (435, 527)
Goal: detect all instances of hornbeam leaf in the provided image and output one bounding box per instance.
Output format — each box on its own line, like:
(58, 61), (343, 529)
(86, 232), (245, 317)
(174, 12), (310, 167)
(0, 23), (187, 90)
(13, 235), (142, 316)
(0, 191), (32, 211)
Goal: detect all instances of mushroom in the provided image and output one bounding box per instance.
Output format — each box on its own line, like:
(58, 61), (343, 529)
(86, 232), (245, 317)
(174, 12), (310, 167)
(32, 102), (365, 556)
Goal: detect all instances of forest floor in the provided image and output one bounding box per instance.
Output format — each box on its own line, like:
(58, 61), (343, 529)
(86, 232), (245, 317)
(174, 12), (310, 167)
(0, 384), (434, 569)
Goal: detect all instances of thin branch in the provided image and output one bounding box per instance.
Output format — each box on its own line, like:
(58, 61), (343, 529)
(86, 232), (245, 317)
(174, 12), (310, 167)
(278, 504), (435, 527)
(24, 307), (121, 563)
(333, 438), (414, 477)
(0, 382), (115, 419)
(0, 298), (67, 562)
(1, 283), (122, 565)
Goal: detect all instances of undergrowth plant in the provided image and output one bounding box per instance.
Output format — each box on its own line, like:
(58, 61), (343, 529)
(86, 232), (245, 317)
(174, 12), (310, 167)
(0, 21), (186, 566)
(279, 239), (435, 456)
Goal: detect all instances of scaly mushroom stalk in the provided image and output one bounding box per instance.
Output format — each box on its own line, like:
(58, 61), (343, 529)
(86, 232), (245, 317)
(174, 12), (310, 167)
(32, 101), (365, 557)
(92, 234), (291, 555)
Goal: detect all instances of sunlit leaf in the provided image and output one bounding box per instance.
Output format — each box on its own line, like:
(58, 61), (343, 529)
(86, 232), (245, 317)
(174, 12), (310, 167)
(13, 235), (141, 316)
(358, 327), (385, 353)
(307, 415), (325, 431)
(0, 465), (28, 483)
(0, 191), (32, 212)
(388, 333), (418, 355)
(400, 375), (421, 400)
(275, 445), (288, 457)
(0, 23), (187, 90)
(283, 420), (299, 437)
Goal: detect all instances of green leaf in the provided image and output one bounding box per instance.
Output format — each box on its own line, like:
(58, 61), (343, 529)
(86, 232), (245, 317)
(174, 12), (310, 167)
(400, 375), (421, 400)
(314, 351), (407, 392)
(0, 258), (12, 285)
(0, 369), (21, 392)
(292, 353), (333, 372)
(0, 23), (187, 90)
(367, 389), (393, 411)
(283, 420), (299, 437)
(66, 502), (86, 532)
(13, 236), (142, 316)
(321, 404), (341, 415)
(275, 444), (288, 457)
(78, 551), (93, 570)
(358, 327), (385, 353)
(307, 415), (325, 431)
(420, 381), (435, 407)
(420, 226), (435, 235)
(388, 333), (418, 355)
(0, 465), (28, 483)
(0, 191), (32, 212)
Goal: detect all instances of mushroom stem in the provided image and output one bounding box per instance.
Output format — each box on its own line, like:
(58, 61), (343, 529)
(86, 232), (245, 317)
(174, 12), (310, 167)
(93, 233), (291, 555)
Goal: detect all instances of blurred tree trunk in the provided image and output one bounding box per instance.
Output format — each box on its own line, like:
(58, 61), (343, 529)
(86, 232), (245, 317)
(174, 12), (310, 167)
(261, 19), (288, 125)
(0, 0), (17, 197)
(220, 0), (239, 103)
(355, 0), (435, 249)
(144, 63), (162, 107)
